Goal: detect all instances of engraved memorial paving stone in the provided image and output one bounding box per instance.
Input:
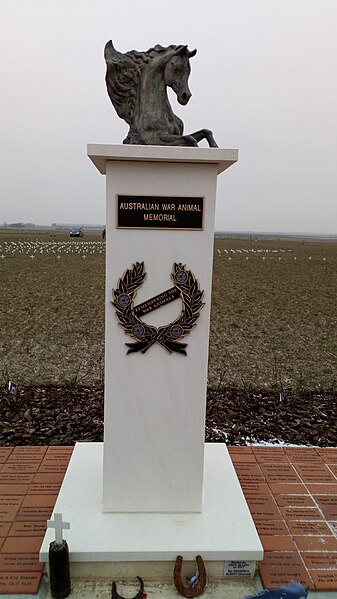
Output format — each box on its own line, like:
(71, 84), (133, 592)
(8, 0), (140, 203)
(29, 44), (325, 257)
(252, 448), (290, 463)
(0, 449), (13, 463)
(228, 446), (253, 454)
(258, 563), (314, 591)
(233, 464), (266, 482)
(12, 447), (47, 456)
(260, 551), (305, 568)
(0, 523), (11, 537)
(231, 454), (260, 466)
(0, 484), (29, 496)
(310, 570), (337, 591)
(0, 573), (42, 594)
(240, 482), (271, 496)
(294, 463), (337, 483)
(245, 496), (281, 519)
(306, 483), (337, 495)
(0, 554), (44, 572)
(1, 536), (43, 553)
(280, 506), (324, 521)
(327, 464), (337, 477)
(254, 520), (289, 535)
(0, 498), (23, 522)
(268, 482), (307, 495)
(275, 494), (315, 508)
(314, 496), (337, 519)
(46, 446), (74, 455)
(294, 535), (337, 552)
(259, 535), (297, 552)
(2, 462), (41, 473)
(0, 473), (34, 484)
(316, 448), (337, 463)
(287, 520), (332, 536)
(22, 494), (57, 508)
(284, 448), (324, 463)
(259, 552), (315, 590)
(9, 522), (47, 537)
(0, 507), (21, 523)
(301, 551), (337, 570)
(33, 472), (65, 484)
(27, 483), (61, 496)
(16, 507), (53, 522)
(38, 456), (71, 473)
(260, 464), (301, 483)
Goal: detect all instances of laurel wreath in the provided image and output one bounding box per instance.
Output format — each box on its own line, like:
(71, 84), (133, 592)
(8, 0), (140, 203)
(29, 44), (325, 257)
(112, 262), (204, 355)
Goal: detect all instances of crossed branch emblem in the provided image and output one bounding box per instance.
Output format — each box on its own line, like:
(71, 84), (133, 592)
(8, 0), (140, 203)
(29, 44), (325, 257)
(112, 262), (204, 356)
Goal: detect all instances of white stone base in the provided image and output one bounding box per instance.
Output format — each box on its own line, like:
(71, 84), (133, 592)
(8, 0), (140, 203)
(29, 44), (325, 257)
(40, 443), (263, 577)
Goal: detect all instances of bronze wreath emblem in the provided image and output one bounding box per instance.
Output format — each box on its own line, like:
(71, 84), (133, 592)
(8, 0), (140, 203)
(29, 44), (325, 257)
(112, 262), (204, 355)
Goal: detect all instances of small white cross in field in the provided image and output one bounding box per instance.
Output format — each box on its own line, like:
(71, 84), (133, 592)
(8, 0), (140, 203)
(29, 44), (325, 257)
(0, 255), (5, 259)
(47, 513), (70, 543)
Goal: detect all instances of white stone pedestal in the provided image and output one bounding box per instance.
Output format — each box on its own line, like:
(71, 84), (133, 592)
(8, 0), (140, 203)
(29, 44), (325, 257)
(88, 144), (238, 513)
(40, 145), (264, 576)
(40, 442), (263, 577)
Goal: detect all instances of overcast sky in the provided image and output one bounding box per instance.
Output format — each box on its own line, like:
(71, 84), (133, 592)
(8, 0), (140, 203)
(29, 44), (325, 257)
(1, 0), (337, 233)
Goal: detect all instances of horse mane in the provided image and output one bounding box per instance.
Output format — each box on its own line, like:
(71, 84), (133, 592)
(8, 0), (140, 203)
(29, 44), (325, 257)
(104, 41), (183, 125)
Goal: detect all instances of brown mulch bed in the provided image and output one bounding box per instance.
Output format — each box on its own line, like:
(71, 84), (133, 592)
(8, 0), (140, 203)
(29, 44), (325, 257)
(0, 386), (336, 447)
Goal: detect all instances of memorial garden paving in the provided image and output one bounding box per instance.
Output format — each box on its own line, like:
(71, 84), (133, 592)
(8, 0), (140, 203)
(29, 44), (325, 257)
(1, 446), (337, 592)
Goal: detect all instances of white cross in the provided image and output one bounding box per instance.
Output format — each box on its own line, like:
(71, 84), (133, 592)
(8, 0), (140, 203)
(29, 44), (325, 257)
(47, 513), (70, 543)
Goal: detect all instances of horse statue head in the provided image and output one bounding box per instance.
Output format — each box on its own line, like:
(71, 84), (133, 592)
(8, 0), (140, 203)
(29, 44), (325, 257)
(162, 45), (196, 106)
(104, 41), (218, 148)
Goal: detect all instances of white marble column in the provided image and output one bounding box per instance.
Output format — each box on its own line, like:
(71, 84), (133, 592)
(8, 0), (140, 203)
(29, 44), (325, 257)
(87, 145), (238, 513)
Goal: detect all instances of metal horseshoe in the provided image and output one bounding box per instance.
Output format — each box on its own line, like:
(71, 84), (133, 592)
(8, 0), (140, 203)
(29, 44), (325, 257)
(111, 576), (144, 599)
(173, 555), (207, 598)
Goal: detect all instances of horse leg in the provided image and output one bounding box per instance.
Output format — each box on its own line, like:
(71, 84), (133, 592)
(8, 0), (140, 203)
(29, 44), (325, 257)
(160, 133), (198, 147)
(189, 129), (218, 148)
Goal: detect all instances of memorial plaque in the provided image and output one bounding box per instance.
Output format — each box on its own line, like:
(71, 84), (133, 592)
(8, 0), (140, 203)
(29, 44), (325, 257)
(16, 507), (52, 522)
(224, 560), (255, 576)
(0, 573), (42, 594)
(0, 448), (12, 463)
(316, 448), (337, 463)
(0, 473), (34, 484)
(294, 464), (336, 483)
(258, 564), (313, 590)
(260, 464), (300, 483)
(310, 570), (337, 591)
(302, 551), (337, 569)
(116, 195), (204, 230)
(1, 536), (43, 553)
(245, 496), (281, 519)
(280, 506), (323, 520)
(2, 463), (40, 473)
(0, 553), (43, 572)
(275, 494), (314, 508)
(22, 494), (57, 508)
(234, 464), (265, 482)
(314, 496), (337, 519)
(268, 482), (307, 495)
(287, 520), (331, 535)
(27, 483), (60, 496)
(9, 522), (46, 537)
(260, 535), (297, 552)
(254, 520), (288, 535)
(294, 535), (337, 551)
(240, 482), (270, 495)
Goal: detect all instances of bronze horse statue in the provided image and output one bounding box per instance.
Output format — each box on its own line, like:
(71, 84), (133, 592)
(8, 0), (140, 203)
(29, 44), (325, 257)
(104, 41), (218, 147)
